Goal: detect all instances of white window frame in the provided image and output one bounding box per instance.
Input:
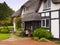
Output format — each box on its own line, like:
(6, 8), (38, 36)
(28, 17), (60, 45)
(41, 19), (46, 27)
(41, 19), (50, 28)
(24, 7), (26, 12)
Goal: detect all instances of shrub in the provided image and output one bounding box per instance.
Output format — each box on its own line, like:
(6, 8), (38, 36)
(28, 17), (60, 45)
(33, 37), (39, 41)
(15, 28), (25, 37)
(15, 30), (21, 36)
(33, 28), (53, 40)
(1, 29), (9, 33)
(0, 26), (13, 33)
(17, 28), (24, 31)
(8, 26), (13, 30)
(20, 30), (25, 37)
(16, 17), (22, 28)
(55, 41), (60, 44)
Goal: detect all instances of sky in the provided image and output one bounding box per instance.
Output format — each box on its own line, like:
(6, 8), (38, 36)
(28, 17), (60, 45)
(0, 0), (28, 11)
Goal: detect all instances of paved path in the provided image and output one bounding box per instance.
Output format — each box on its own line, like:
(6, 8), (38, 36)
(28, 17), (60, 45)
(0, 34), (60, 45)
(2, 33), (31, 41)
(2, 33), (18, 41)
(0, 39), (60, 45)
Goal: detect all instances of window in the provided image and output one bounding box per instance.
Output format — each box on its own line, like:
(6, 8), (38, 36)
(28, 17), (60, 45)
(43, 0), (51, 10)
(23, 7), (29, 14)
(46, 19), (49, 27)
(22, 7), (26, 15)
(41, 13), (49, 17)
(42, 20), (45, 26)
(41, 19), (50, 28)
(41, 13), (45, 17)
(24, 7), (26, 12)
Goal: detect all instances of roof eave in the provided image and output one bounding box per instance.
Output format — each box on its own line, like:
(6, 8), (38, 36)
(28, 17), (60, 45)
(52, 0), (60, 4)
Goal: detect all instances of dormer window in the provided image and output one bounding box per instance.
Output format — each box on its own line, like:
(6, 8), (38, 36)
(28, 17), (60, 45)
(43, 0), (51, 10)
(23, 7), (29, 14)
(24, 7), (26, 12)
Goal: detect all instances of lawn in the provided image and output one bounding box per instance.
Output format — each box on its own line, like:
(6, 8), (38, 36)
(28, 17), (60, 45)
(0, 26), (12, 40)
(0, 33), (10, 41)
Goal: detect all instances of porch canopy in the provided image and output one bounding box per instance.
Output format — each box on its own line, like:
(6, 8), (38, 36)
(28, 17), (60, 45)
(22, 12), (41, 21)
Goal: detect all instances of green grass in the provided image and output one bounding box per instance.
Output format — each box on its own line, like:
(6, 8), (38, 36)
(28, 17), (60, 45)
(0, 26), (12, 40)
(39, 38), (51, 42)
(0, 33), (10, 41)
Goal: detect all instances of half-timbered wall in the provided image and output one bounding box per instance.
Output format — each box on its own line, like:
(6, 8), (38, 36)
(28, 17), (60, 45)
(40, 10), (60, 38)
(51, 1), (60, 10)
(38, 0), (60, 39)
(51, 11), (59, 38)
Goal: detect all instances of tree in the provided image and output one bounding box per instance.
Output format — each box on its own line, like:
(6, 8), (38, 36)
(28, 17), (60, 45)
(0, 2), (14, 31)
(0, 2), (14, 25)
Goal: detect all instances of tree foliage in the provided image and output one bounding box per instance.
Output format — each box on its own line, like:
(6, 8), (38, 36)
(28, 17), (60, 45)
(0, 2), (14, 26)
(0, 2), (15, 32)
(16, 17), (22, 28)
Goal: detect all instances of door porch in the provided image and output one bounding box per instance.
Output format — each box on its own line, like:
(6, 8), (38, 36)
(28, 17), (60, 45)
(24, 21), (41, 31)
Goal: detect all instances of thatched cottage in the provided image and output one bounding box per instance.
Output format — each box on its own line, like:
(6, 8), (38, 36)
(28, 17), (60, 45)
(12, 0), (60, 39)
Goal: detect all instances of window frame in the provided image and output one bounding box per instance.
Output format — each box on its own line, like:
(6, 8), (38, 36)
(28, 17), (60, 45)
(24, 7), (26, 12)
(41, 19), (50, 28)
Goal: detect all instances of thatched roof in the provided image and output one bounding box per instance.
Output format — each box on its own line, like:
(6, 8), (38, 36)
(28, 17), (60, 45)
(52, 0), (60, 4)
(22, 0), (42, 21)
(43, 0), (60, 4)
(23, 1), (31, 7)
(22, 12), (41, 21)
(12, 0), (60, 17)
(11, 7), (23, 17)
(22, 0), (42, 13)
(12, 0), (42, 17)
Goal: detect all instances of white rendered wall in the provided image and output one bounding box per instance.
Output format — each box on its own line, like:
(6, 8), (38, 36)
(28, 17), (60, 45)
(51, 11), (59, 18)
(51, 11), (59, 38)
(38, 0), (60, 38)
(38, 1), (60, 12)
(21, 9), (25, 18)
(38, 2), (44, 12)
(51, 1), (60, 10)
(51, 20), (59, 38)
